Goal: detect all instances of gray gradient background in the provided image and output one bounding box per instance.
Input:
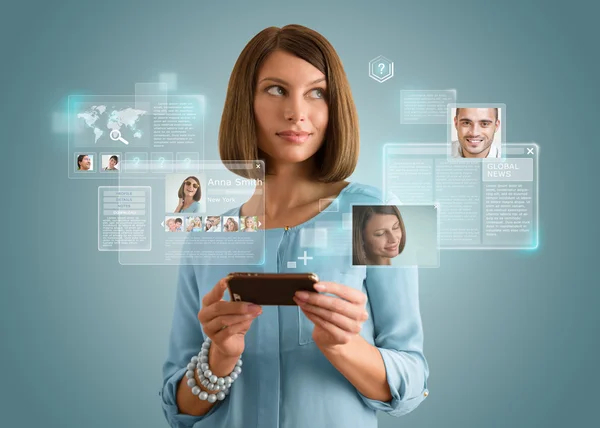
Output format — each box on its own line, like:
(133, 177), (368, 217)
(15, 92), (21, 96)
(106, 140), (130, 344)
(1, 0), (598, 427)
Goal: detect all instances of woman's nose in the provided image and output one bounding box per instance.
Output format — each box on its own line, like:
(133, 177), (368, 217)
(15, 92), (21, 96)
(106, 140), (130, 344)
(284, 95), (306, 122)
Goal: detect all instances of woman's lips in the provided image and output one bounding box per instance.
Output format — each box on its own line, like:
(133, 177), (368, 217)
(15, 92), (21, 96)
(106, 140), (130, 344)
(277, 131), (311, 143)
(384, 244), (398, 251)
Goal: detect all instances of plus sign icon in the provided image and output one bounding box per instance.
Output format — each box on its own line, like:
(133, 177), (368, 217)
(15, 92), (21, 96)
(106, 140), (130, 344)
(297, 251), (313, 266)
(369, 55), (394, 83)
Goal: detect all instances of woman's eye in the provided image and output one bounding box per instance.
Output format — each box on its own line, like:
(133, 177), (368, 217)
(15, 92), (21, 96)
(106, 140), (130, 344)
(267, 86), (285, 96)
(309, 88), (325, 99)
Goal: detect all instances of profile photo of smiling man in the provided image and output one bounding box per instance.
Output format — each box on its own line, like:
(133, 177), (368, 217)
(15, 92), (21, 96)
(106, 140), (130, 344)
(451, 107), (501, 158)
(77, 154), (92, 170)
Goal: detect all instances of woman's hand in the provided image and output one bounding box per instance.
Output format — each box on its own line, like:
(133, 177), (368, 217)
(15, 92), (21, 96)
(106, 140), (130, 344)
(293, 282), (368, 351)
(175, 198), (184, 213)
(198, 278), (263, 359)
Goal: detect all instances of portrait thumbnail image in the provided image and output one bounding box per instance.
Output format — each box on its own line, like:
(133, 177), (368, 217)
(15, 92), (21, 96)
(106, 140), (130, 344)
(223, 216), (240, 232)
(185, 216), (203, 232)
(164, 216), (184, 232)
(75, 153), (94, 171)
(165, 174), (206, 214)
(450, 107), (502, 159)
(205, 216), (222, 232)
(101, 154), (120, 171)
(240, 216), (259, 232)
(352, 205), (406, 266)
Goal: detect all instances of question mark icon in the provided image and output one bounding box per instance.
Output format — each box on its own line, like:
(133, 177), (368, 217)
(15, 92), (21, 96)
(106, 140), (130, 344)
(133, 157), (140, 165)
(378, 63), (385, 74)
(158, 157), (165, 168)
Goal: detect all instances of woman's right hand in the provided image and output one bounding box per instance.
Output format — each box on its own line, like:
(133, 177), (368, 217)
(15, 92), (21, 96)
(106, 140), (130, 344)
(198, 278), (262, 359)
(175, 198), (184, 212)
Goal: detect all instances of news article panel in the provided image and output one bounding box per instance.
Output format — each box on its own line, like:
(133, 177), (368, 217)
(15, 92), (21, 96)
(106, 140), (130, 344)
(68, 94), (205, 179)
(383, 143), (538, 249)
(96, 160), (266, 265)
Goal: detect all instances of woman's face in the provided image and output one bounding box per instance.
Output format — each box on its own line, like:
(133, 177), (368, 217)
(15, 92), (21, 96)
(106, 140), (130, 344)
(184, 179), (198, 198)
(109, 157), (117, 168)
(167, 220), (176, 231)
(363, 214), (403, 261)
(245, 217), (255, 229)
(253, 50), (329, 165)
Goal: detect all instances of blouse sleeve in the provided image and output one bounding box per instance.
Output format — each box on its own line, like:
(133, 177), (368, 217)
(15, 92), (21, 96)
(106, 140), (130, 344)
(159, 263), (231, 427)
(357, 266), (430, 417)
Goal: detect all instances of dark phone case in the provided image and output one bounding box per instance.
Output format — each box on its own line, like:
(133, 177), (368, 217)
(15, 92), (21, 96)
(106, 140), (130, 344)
(226, 273), (319, 306)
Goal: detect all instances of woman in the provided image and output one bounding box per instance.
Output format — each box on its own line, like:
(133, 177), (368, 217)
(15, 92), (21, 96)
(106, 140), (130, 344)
(352, 205), (406, 265)
(223, 217), (239, 232)
(174, 176), (202, 213)
(187, 217), (203, 232)
(104, 155), (119, 171)
(161, 25), (429, 428)
(241, 216), (257, 232)
(165, 218), (177, 232)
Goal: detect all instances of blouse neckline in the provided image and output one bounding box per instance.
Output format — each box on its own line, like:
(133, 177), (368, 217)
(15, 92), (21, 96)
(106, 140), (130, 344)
(231, 181), (357, 232)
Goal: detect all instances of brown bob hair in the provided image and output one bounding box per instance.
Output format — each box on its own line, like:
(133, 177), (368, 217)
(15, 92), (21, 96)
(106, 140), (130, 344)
(352, 205), (406, 265)
(219, 24), (359, 182)
(177, 176), (201, 201)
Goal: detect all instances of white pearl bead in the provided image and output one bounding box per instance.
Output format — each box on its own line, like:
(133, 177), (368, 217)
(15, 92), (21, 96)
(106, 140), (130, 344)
(233, 366), (242, 375)
(191, 386), (200, 395)
(191, 356), (198, 364)
(210, 375), (218, 384)
(200, 356), (208, 363)
(217, 378), (225, 386)
(207, 394), (217, 403)
(217, 391), (226, 400)
(201, 379), (209, 387)
(206, 337), (212, 343)
(201, 363), (209, 371)
(236, 359), (243, 367)
(185, 370), (194, 379)
(202, 341), (210, 349)
(208, 383), (216, 390)
(187, 362), (195, 370)
(199, 391), (208, 400)
(230, 372), (238, 380)
(200, 349), (209, 356)
(187, 379), (196, 387)
(204, 370), (212, 378)
(224, 376), (232, 384)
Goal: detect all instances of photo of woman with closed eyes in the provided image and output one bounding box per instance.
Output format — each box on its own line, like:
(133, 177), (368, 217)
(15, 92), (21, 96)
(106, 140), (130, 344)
(352, 205), (406, 266)
(174, 176), (201, 213)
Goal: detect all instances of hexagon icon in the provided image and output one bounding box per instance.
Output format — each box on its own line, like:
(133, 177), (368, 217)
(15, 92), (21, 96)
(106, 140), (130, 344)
(369, 55), (394, 83)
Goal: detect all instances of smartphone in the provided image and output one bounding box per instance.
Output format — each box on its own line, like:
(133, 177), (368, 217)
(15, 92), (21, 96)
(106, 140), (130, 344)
(226, 272), (319, 306)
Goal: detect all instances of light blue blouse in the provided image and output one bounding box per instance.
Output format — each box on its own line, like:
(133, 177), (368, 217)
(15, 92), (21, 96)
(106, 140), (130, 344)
(160, 182), (429, 428)
(179, 201), (200, 213)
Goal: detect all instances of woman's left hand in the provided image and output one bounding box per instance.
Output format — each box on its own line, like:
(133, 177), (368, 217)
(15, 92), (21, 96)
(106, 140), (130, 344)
(293, 282), (368, 350)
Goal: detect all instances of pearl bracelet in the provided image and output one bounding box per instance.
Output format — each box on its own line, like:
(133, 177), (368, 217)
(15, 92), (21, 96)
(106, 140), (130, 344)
(185, 337), (243, 403)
